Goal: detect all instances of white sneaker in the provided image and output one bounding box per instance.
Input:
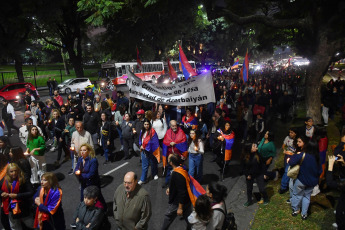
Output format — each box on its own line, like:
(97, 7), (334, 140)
(138, 180), (143, 185)
(120, 146), (124, 151)
(154, 175), (159, 180)
(50, 147), (55, 152)
(332, 223), (338, 228)
(311, 185), (320, 196)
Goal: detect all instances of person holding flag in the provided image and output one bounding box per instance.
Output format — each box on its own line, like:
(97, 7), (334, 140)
(138, 119), (160, 185)
(215, 121), (235, 179)
(179, 45), (197, 80)
(161, 153), (205, 230)
(181, 107), (198, 137)
(162, 120), (188, 188)
(231, 58), (239, 70)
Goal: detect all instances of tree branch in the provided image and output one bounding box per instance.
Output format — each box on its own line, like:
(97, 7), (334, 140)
(41, 37), (63, 48)
(220, 9), (308, 29)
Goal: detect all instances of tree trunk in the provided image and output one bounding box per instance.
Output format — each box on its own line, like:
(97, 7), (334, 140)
(14, 56), (24, 82)
(65, 42), (84, 78)
(305, 34), (337, 124)
(61, 48), (70, 75)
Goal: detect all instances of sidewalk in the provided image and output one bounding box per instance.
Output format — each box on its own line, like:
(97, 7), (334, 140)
(225, 114), (288, 230)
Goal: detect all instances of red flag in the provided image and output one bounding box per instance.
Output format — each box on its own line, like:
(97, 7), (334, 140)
(179, 44), (197, 79)
(137, 47), (142, 70)
(167, 59), (177, 80)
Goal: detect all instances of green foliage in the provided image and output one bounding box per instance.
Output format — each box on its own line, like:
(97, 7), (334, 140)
(77, 0), (124, 26)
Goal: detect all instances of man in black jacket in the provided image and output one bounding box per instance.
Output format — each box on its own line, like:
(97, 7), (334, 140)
(161, 154), (192, 230)
(83, 104), (100, 146)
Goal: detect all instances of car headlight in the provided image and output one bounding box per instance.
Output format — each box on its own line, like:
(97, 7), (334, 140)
(16, 95), (20, 99)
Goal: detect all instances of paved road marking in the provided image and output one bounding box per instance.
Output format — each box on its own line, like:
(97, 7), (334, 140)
(103, 162), (129, 176)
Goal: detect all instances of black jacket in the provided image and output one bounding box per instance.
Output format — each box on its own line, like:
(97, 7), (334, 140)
(84, 112), (100, 135)
(73, 202), (104, 230)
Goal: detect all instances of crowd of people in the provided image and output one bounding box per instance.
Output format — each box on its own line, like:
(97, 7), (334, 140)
(1, 67), (344, 229)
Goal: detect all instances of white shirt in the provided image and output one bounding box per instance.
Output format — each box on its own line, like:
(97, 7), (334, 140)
(6, 103), (15, 119)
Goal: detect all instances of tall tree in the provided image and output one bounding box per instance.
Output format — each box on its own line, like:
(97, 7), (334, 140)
(0, 0), (33, 82)
(204, 0), (345, 123)
(34, 0), (90, 78)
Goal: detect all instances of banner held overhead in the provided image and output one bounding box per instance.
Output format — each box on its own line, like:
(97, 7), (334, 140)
(127, 71), (215, 106)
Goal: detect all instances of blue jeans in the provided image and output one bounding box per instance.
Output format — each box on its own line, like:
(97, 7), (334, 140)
(189, 153), (203, 182)
(280, 164), (290, 190)
(291, 179), (313, 215)
(200, 124), (208, 139)
(140, 151), (158, 182)
(116, 127), (123, 145)
(101, 135), (111, 161)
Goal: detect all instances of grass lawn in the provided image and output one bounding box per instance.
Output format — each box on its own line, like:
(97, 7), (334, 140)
(0, 64), (101, 87)
(251, 100), (340, 230)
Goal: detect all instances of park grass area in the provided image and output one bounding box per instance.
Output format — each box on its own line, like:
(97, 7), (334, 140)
(0, 64), (101, 87)
(251, 102), (340, 230)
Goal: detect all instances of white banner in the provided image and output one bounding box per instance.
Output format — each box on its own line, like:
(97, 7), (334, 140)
(127, 71), (216, 106)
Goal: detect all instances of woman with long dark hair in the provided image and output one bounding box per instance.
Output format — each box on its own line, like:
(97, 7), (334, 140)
(100, 112), (113, 165)
(258, 131), (278, 181)
(0, 136), (11, 163)
(138, 119), (160, 185)
(206, 182), (228, 229)
(214, 121), (235, 164)
(188, 129), (204, 182)
(290, 138), (322, 220)
(27, 125), (46, 185)
(9, 147), (31, 182)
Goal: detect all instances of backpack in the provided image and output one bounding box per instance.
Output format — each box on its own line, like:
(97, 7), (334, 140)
(214, 203), (237, 230)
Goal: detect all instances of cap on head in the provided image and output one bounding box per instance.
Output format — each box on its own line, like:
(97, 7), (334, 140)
(136, 109), (145, 115)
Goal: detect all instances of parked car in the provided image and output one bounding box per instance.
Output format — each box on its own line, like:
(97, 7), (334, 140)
(0, 82), (38, 102)
(57, 78), (92, 94)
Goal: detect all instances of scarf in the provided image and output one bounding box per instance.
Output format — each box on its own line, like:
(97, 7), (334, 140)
(1, 179), (21, 215)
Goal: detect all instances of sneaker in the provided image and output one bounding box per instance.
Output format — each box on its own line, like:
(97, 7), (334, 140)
(332, 223), (338, 228)
(50, 147), (55, 152)
(154, 175), (159, 180)
(291, 210), (299, 217)
(253, 183), (257, 187)
(120, 146), (124, 151)
(257, 199), (264, 204)
(311, 184), (320, 196)
(68, 169), (74, 175)
(138, 180), (143, 185)
(334, 210), (336, 214)
(279, 188), (289, 194)
(301, 214), (308, 220)
(243, 201), (253, 207)
(70, 223), (77, 228)
(286, 199), (291, 204)
(103, 160), (109, 165)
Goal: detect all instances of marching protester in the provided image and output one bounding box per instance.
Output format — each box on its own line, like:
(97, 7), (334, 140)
(33, 172), (66, 230)
(0, 163), (34, 230)
(100, 112), (114, 164)
(1, 99), (19, 137)
(83, 104), (100, 147)
(113, 171), (152, 229)
(151, 111), (168, 147)
(0, 136), (11, 163)
(8, 146), (31, 182)
(162, 120), (188, 188)
(138, 119), (160, 184)
(188, 129), (204, 183)
(121, 113), (134, 160)
(206, 182), (228, 229)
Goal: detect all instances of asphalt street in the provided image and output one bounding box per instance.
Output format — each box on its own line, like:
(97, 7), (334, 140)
(2, 85), (256, 230)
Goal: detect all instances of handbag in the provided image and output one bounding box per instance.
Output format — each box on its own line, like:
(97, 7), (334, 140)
(287, 153), (305, 179)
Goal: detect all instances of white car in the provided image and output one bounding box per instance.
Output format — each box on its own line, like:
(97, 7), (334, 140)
(58, 78), (92, 94)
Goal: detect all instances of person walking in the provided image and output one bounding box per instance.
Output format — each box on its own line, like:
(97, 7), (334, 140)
(188, 130), (204, 183)
(138, 119), (160, 184)
(1, 99), (19, 137)
(113, 171), (152, 230)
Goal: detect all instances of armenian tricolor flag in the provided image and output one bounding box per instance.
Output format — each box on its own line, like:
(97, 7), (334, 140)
(217, 129), (235, 161)
(137, 47), (142, 70)
(240, 51), (249, 82)
(174, 166), (206, 207)
(162, 128), (188, 167)
(139, 128), (161, 163)
(231, 58), (239, 70)
(167, 59), (178, 80)
(179, 44), (197, 80)
(182, 115), (198, 130)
